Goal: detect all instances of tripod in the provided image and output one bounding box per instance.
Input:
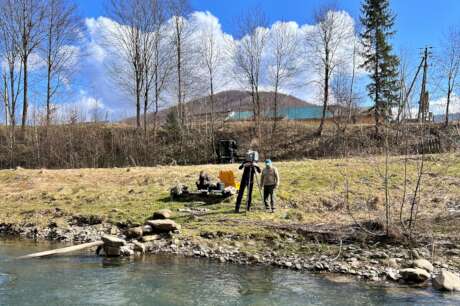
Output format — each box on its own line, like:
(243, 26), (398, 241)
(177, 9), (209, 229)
(246, 165), (264, 211)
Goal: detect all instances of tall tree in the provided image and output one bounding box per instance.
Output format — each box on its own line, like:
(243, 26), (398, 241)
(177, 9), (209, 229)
(107, 0), (154, 129)
(42, 0), (82, 126)
(199, 20), (224, 154)
(233, 9), (268, 144)
(360, 0), (400, 133)
(438, 28), (460, 127)
(0, 1), (23, 127)
(143, 0), (173, 148)
(169, 0), (191, 129)
(268, 21), (302, 132)
(8, 0), (47, 128)
(307, 7), (354, 136)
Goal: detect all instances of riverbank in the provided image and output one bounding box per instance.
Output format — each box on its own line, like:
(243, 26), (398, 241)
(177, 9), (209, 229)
(1, 154), (460, 287)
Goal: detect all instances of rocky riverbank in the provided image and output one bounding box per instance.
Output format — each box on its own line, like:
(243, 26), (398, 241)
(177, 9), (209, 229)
(2, 209), (460, 293)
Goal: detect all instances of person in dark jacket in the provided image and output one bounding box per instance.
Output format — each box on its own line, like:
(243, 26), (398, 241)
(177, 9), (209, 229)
(235, 160), (261, 213)
(196, 171), (211, 190)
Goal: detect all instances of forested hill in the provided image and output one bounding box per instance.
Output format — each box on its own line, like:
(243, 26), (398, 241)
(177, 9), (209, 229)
(123, 90), (315, 125)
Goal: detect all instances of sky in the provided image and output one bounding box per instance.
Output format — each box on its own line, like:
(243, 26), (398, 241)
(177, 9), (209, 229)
(5, 0), (460, 122)
(78, 0), (460, 53)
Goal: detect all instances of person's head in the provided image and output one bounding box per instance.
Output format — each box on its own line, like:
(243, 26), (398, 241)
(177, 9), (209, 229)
(265, 159), (272, 168)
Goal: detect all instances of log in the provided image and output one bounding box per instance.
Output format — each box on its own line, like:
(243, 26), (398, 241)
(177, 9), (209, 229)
(17, 241), (104, 259)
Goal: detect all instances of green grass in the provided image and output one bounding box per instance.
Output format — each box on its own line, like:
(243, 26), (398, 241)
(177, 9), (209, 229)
(1, 153), (459, 244)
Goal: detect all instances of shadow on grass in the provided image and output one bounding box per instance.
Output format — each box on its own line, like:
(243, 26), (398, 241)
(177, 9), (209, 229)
(159, 194), (234, 206)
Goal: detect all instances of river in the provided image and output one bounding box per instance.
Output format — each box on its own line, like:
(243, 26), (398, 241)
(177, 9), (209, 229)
(0, 239), (459, 306)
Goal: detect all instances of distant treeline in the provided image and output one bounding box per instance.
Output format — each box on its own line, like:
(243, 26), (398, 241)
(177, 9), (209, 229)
(0, 122), (458, 169)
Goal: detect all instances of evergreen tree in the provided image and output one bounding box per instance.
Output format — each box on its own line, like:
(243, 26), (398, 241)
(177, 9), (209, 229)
(360, 0), (400, 130)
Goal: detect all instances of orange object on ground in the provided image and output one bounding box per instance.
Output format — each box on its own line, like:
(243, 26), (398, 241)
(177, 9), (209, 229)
(218, 170), (240, 190)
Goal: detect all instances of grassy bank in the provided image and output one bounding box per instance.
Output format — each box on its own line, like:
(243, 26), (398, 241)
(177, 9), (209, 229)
(1, 153), (459, 249)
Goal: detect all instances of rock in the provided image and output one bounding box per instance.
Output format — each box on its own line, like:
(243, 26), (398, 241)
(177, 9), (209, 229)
(385, 269), (401, 281)
(133, 241), (146, 254)
(103, 245), (121, 257)
(153, 209), (173, 220)
(141, 234), (160, 242)
(433, 270), (460, 291)
(284, 261), (293, 268)
(412, 259), (434, 273)
(143, 225), (153, 235)
(146, 219), (181, 232)
(101, 235), (126, 247)
(410, 249), (421, 259)
(400, 268), (430, 283)
(386, 258), (399, 268)
(120, 246), (134, 256)
(126, 227), (143, 239)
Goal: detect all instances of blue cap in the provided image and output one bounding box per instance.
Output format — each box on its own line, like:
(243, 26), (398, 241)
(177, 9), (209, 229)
(265, 159), (272, 164)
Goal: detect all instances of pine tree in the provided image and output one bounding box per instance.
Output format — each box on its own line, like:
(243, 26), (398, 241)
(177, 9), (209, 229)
(360, 0), (400, 131)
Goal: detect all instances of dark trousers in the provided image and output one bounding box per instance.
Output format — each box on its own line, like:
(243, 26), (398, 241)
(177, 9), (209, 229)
(263, 185), (276, 210)
(235, 181), (254, 212)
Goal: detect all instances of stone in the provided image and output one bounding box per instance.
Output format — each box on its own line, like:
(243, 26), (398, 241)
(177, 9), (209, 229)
(146, 219), (181, 232)
(410, 249), (421, 259)
(400, 268), (430, 283)
(385, 268), (401, 281)
(433, 270), (460, 291)
(120, 246), (134, 256)
(412, 259), (434, 273)
(143, 225), (153, 235)
(101, 235), (126, 247)
(126, 227), (143, 239)
(153, 209), (173, 220)
(141, 234), (160, 242)
(103, 245), (121, 257)
(133, 241), (146, 254)
(386, 258), (399, 268)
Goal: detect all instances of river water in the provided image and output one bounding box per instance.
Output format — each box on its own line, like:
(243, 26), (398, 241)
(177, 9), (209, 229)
(0, 239), (459, 306)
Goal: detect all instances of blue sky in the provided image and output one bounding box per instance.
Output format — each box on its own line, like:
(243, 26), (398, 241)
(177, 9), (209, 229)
(78, 0), (460, 52)
(42, 0), (460, 120)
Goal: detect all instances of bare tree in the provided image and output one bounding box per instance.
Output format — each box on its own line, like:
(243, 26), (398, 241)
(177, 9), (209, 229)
(169, 0), (191, 129)
(199, 20), (224, 154)
(11, 0), (47, 128)
(142, 0), (173, 146)
(437, 28), (460, 127)
(306, 7), (354, 136)
(268, 21), (302, 131)
(0, 1), (23, 127)
(42, 0), (82, 126)
(106, 0), (148, 129)
(233, 9), (268, 144)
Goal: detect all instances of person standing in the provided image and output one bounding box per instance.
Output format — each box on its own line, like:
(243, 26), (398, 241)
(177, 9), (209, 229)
(260, 159), (280, 213)
(235, 159), (261, 213)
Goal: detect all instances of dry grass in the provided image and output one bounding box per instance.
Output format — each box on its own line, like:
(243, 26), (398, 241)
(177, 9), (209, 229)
(0, 153), (459, 241)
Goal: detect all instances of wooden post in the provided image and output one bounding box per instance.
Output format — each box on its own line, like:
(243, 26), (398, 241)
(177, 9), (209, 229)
(16, 241), (104, 259)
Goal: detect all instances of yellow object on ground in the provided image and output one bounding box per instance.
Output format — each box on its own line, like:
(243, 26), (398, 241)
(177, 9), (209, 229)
(219, 170), (240, 190)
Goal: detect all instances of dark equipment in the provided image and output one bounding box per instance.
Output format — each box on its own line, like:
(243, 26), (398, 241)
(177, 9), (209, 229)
(216, 139), (239, 163)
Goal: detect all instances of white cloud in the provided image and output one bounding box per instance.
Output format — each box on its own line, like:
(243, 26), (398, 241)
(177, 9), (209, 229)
(430, 94), (460, 114)
(74, 10), (362, 119)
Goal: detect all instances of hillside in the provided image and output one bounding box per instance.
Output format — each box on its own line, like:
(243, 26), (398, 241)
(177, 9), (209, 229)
(123, 90), (316, 124)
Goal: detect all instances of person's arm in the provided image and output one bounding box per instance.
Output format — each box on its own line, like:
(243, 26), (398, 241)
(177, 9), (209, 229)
(260, 170), (265, 186)
(255, 164), (261, 173)
(238, 162), (245, 170)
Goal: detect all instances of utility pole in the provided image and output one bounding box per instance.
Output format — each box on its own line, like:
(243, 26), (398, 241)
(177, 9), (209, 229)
(418, 47), (431, 122)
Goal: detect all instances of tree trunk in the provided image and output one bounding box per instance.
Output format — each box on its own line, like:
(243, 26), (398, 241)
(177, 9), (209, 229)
(445, 81), (452, 127)
(22, 55), (28, 129)
(317, 60), (329, 137)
